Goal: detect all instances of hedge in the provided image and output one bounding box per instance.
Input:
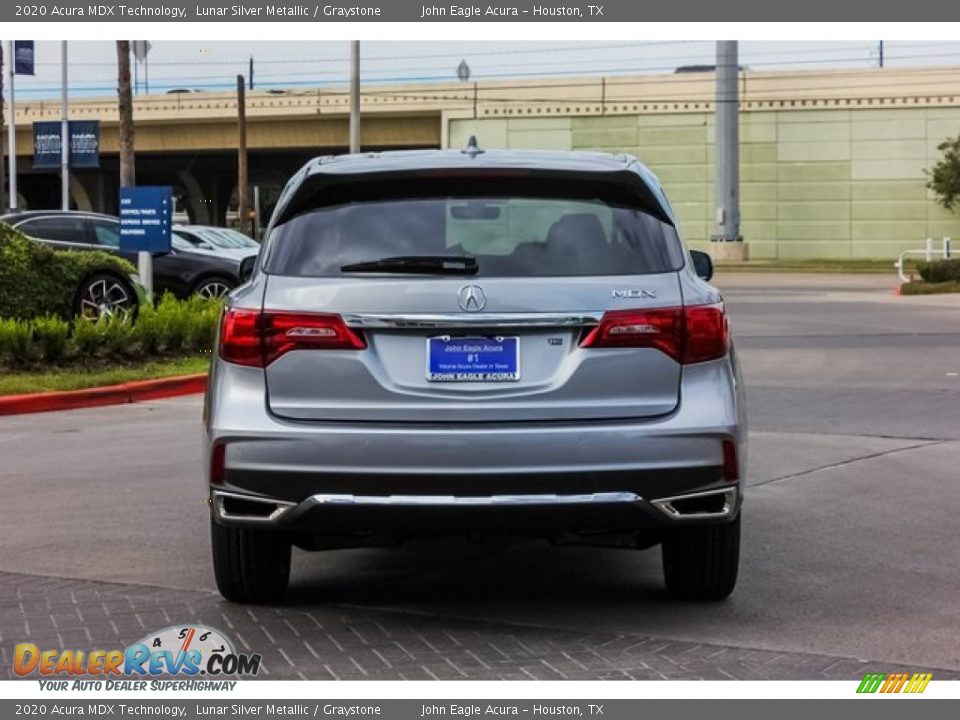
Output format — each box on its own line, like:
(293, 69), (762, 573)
(916, 258), (960, 284)
(0, 222), (136, 320)
(0, 294), (222, 369)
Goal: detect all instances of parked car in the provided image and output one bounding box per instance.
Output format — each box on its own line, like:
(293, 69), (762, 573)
(204, 146), (746, 603)
(2, 210), (257, 300)
(0, 219), (145, 321)
(173, 225), (260, 260)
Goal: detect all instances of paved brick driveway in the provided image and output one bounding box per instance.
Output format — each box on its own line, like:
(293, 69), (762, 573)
(2, 571), (954, 682)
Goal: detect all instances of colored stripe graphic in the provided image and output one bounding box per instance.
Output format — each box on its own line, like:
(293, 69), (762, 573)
(857, 672), (932, 694)
(857, 673), (886, 693)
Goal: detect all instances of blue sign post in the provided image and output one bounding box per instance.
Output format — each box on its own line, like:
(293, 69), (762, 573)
(119, 186), (172, 253)
(119, 186), (172, 299)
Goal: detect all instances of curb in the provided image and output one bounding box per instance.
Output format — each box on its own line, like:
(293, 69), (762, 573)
(0, 373), (208, 416)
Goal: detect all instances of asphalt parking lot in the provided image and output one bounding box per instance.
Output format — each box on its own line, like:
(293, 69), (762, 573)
(2, 272), (959, 680)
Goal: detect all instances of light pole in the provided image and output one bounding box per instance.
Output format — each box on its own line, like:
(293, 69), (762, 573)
(349, 41), (360, 153)
(61, 41), (70, 211)
(712, 40), (745, 261)
(6, 41), (17, 210)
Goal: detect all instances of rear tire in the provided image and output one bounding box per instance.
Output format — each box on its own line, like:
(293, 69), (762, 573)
(74, 272), (139, 321)
(192, 275), (235, 299)
(661, 515), (740, 601)
(211, 519), (291, 604)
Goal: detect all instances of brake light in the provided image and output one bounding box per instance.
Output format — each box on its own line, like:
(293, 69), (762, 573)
(580, 303), (728, 364)
(219, 309), (365, 368)
(580, 308), (683, 358)
(683, 304), (730, 364)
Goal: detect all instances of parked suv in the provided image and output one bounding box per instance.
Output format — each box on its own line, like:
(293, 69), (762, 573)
(204, 146), (746, 603)
(2, 210), (256, 300)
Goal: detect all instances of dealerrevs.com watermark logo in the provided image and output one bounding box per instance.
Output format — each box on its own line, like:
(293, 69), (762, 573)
(14, 625), (261, 690)
(857, 672), (933, 694)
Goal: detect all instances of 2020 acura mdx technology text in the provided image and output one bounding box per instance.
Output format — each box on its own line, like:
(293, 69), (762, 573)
(204, 144), (747, 603)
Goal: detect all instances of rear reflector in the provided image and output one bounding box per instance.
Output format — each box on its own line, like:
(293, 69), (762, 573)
(219, 309), (366, 368)
(210, 442), (226, 486)
(580, 303), (728, 364)
(722, 439), (739, 481)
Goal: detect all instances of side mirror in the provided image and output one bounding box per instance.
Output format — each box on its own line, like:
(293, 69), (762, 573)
(238, 254), (257, 283)
(690, 250), (714, 281)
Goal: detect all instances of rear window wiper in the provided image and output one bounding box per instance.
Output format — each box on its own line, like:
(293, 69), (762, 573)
(339, 255), (479, 275)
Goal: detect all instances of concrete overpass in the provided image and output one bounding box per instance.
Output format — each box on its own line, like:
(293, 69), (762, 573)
(4, 66), (960, 255)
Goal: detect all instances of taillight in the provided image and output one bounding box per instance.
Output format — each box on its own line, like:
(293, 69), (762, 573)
(579, 308), (683, 359)
(580, 303), (728, 364)
(219, 309), (262, 367)
(683, 304), (729, 364)
(219, 309), (365, 368)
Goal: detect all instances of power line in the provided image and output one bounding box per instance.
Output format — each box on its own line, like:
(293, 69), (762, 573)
(15, 47), (960, 99)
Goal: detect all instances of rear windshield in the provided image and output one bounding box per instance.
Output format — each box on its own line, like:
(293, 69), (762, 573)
(264, 179), (685, 278)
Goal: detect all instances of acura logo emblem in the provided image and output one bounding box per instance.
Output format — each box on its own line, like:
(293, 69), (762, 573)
(458, 285), (486, 312)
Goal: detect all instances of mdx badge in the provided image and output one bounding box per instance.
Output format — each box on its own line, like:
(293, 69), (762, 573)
(612, 289), (657, 299)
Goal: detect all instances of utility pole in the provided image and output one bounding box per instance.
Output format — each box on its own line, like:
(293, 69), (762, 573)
(237, 74), (248, 235)
(878, 41), (885, 68)
(712, 40), (744, 259)
(0, 41), (6, 211)
(249, 56), (254, 90)
(6, 40), (17, 210)
(61, 41), (70, 211)
(349, 40), (360, 153)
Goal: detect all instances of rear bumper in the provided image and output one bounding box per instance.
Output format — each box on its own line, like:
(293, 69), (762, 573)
(210, 484), (740, 541)
(203, 354), (746, 541)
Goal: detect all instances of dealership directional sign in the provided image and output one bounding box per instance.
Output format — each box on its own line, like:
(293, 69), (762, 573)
(119, 186), (172, 253)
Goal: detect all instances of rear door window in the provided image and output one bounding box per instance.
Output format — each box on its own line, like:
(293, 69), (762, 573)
(17, 216), (92, 245)
(265, 183), (684, 278)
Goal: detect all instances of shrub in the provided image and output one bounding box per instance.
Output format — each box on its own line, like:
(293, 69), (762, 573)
(0, 295), (222, 369)
(32, 316), (71, 363)
(70, 314), (104, 358)
(0, 318), (36, 364)
(0, 222), (136, 320)
(916, 258), (960, 283)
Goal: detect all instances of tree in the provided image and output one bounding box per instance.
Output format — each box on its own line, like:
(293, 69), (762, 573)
(926, 136), (960, 211)
(116, 41), (135, 187)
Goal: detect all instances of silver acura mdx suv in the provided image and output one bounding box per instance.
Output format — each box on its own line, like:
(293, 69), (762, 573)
(204, 144), (746, 604)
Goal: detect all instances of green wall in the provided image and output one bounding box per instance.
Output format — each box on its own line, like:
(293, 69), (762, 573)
(448, 108), (960, 259)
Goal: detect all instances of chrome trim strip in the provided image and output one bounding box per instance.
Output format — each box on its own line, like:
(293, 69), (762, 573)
(308, 491), (641, 507)
(341, 312), (604, 329)
(649, 486), (738, 521)
(212, 490), (296, 523)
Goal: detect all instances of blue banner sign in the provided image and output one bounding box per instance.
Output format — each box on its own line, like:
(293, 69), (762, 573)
(32, 121), (101, 169)
(119, 187), (173, 253)
(14, 41), (35, 75)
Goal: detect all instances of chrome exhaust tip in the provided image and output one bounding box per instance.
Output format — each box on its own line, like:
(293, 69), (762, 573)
(212, 490), (295, 523)
(650, 486), (738, 521)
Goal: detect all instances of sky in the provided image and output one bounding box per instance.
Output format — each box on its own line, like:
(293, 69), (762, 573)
(5, 40), (960, 99)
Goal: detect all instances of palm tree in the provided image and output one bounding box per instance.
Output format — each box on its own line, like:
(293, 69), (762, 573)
(116, 41), (135, 187)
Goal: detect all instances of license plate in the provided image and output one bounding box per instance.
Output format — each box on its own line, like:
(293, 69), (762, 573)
(427, 336), (520, 382)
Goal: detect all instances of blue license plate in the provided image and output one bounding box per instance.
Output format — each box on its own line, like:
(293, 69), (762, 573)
(427, 336), (520, 382)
